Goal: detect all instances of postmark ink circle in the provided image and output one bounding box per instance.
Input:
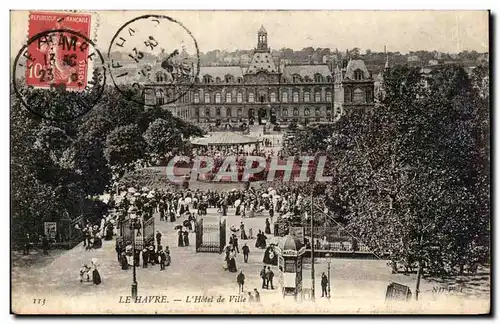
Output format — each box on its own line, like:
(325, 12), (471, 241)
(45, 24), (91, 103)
(107, 15), (200, 107)
(12, 28), (106, 122)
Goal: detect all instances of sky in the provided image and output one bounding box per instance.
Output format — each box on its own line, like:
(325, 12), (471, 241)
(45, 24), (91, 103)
(10, 10), (489, 57)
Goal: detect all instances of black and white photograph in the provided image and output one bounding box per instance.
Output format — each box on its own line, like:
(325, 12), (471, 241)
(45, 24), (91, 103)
(9, 9), (490, 314)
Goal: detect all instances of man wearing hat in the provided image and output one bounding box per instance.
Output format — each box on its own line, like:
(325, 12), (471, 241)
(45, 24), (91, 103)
(156, 231), (162, 246)
(159, 247), (166, 270)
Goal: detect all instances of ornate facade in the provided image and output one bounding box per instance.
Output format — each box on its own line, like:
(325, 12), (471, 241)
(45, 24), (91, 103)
(144, 26), (375, 125)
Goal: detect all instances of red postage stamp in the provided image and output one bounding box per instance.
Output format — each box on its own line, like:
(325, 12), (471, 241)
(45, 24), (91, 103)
(26, 11), (91, 89)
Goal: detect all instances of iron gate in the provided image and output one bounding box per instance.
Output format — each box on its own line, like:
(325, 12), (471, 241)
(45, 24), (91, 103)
(195, 216), (226, 253)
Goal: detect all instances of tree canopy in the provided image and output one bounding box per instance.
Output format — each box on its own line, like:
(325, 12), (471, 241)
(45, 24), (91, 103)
(286, 64), (490, 275)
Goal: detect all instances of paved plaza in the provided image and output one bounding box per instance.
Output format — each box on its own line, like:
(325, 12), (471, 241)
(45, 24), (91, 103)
(12, 203), (490, 314)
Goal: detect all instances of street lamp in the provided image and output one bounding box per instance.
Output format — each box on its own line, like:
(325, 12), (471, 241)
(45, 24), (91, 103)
(128, 206), (139, 300)
(325, 253), (332, 300)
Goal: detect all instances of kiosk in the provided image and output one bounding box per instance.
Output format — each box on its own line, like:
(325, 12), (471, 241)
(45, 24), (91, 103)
(277, 235), (306, 301)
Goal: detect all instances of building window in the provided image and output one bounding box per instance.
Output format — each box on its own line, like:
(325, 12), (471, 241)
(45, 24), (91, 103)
(366, 89), (373, 103)
(237, 108), (242, 117)
(248, 93), (255, 103)
(314, 74), (323, 83)
(304, 76), (312, 83)
(293, 108), (299, 116)
(282, 108), (288, 116)
(315, 92), (321, 102)
(315, 107), (321, 116)
(353, 88), (365, 103)
(216, 107), (221, 116)
(226, 92), (231, 103)
(215, 93), (221, 103)
(354, 70), (363, 80)
(326, 92), (332, 102)
(225, 75), (233, 83)
(282, 92), (288, 103)
(194, 93), (200, 103)
(226, 107), (232, 117)
(204, 93), (210, 103)
(293, 74), (301, 83)
(326, 76), (332, 83)
(293, 92), (299, 102)
(237, 77), (243, 83)
(156, 72), (167, 82)
(215, 77), (221, 84)
(304, 108), (310, 116)
(344, 89), (351, 103)
(195, 109), (200, 117)
(270, 92), (276, 103)
(155, 90), (165, 105)
(203, 75), (212, 83)
(237, 93), (243, 103)
(304, 92), (310, 102)
(205, 108), (211, 117)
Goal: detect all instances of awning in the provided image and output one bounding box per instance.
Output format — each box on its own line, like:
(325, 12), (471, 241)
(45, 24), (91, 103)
(190, 132), (262, 146)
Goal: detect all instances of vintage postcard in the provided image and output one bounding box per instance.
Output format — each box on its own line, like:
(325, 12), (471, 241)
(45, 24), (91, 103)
(10, 10), (490, 315)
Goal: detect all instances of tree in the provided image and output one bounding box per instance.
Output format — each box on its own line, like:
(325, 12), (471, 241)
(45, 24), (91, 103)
(104, 124), (146, 176)
(350, 47), (361, 58)
(143, 118), (183, 156)
(285, 64), (490, 277)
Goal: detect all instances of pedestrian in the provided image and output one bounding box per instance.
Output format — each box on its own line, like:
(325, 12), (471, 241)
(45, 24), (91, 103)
(159, 248), (166, 270)
(266, 266), (274, 290)
(91, 258), (101, 285)
(142, 248), (148, 268)
(237, 270), (245, 293)
(42, 235), (49, 255)
(120, 252), (129, 270)
(253, 288), (260, 302)
(23, 233), (31, 255)
(115, 241), (123, 262)
(183, 230), (190, 246)
(148, 245), (156, 265)
(242, 243), (250, 263)
(321, 272), (328, 297)
(260, 266), (267, 289)
(247, 292), (254, 302)
(233, 234), (239, 253)
(264, 218), (271, 235)
(156, 231), (162, 246)
(178, 229), (184, 247)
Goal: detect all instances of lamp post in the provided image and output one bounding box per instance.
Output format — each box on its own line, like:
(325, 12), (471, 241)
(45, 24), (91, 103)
(325, 253), (332, 300)
(310, 191), (315, 302)
(128, 206), (138, 300)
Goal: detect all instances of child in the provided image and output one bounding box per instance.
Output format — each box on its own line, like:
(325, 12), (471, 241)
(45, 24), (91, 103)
(79, 264), (91, 282)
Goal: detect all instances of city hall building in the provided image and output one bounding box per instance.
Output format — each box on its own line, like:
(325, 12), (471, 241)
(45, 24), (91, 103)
(144, 26), (375, 125)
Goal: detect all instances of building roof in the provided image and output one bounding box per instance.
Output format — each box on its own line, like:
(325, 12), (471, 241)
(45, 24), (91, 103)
(282, 64), (332, 79)
(190, 132), (261, 146)
(279, 235), (303, 251)
(258, 25), (267, 33)
(344, 59), (371, 80)
(199, 66), (244, 79)
(246, 52), (278, 74)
